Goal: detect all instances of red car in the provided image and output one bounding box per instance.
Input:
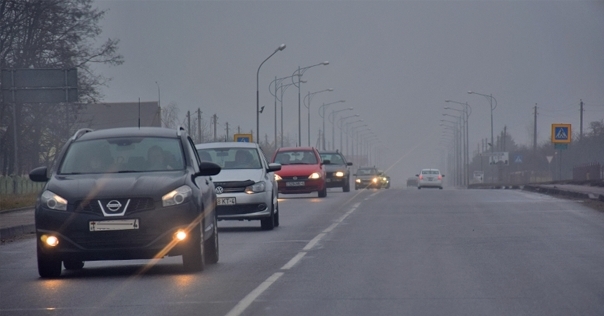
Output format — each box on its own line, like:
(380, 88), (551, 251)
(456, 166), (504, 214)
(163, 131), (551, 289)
(271, 147), (327, 198)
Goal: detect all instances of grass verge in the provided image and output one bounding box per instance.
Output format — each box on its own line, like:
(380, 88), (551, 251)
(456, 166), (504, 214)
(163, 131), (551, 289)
(0, 194), (37, 211)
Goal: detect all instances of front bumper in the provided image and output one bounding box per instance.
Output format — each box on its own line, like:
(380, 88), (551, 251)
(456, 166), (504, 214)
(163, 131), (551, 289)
(216, 192), (272, 220)
(35, 201), (200, 261)
(277, 178), (325, 194)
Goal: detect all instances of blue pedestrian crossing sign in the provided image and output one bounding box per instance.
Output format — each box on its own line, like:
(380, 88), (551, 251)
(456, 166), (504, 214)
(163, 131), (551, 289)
(514, 155), (522, 163)
(234, 133), (253, 142)
(551, 124), (571, 144)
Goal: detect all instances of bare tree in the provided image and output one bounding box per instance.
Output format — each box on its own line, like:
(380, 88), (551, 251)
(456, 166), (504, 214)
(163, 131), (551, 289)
(0, 0), (123, 175)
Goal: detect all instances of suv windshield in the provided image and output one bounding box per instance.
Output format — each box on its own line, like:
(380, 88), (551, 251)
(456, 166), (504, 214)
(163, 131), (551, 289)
(59, 137), (184, 174)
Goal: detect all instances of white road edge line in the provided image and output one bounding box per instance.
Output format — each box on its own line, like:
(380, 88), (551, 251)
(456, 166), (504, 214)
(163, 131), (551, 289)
(303, 233), (326, 251)
(224, 272), (284, 316)
(281, 252), (307, 270)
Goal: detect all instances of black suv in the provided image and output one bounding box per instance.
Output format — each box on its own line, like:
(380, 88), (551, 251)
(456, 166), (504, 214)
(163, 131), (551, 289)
(29, 127), (221, 278)
(319, 151), (353, 192)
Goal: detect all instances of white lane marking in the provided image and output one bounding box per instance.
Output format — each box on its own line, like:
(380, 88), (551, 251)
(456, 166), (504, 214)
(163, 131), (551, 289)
(303, 233), (326, 251)
(225, 201), (362, 316)
(224, 272), (284, 316)
(281, 252), (307, 270)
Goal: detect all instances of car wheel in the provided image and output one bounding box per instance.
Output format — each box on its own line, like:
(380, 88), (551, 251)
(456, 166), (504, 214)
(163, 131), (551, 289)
(261, 199), (276, 230)
(37, 247), (62, 278)
(343, 179), (350, 192)
(204, 215), (219, 265)
(63, 260), (84, 270)
(318, 187), (327, 198)
(439, 186), (443, 190)
(418, 186), (421, 190)
(274, 195), (280, 227)
(182, 224), (204, 272)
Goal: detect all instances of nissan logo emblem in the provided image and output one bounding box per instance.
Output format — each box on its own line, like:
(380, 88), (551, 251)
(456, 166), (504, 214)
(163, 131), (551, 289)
(215, 186), (224, 194)
(106, 200), (122, 212)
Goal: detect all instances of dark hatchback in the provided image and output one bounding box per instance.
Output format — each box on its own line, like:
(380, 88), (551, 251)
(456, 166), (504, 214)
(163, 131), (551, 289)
(319, 151), (352, 192)
(29, 127), (221, 278)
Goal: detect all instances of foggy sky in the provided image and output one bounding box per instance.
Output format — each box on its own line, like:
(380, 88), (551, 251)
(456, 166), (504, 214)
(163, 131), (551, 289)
(92, 0), (604, 185)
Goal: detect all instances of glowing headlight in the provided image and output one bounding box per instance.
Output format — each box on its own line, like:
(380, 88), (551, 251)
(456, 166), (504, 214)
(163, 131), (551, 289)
(335, 171), (345, 177)
(274, 174), (282, 181)
(162, 185), (192, 207)
(41, 190), (68, 211)
(245, 181), (266, 194)
(355, 179), (361, 183)
(308, 172), (321, 179)
(372, 177), (379, 183)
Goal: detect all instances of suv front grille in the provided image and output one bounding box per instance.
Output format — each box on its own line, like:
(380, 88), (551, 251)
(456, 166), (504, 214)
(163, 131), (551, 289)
(74, 198), (155, 215)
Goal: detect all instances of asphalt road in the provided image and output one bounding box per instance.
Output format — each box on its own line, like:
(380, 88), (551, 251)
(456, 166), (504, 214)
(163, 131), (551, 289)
(2, 187), (604, 316)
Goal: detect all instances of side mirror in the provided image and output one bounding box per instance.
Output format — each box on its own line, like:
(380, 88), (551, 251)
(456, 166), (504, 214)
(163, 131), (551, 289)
(29, 166), (49, 182)
(347, 162), (353, 166)
(415, 174), (419, 177)
(267, 163), (281, 172)
(197, 161), (221, 176)
(441, 174), (445, 177)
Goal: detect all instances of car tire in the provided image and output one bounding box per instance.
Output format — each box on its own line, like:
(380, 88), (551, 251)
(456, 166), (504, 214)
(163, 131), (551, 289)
(37, 247), (62, 278)
(204, 215), (219, 265)
(439, 186), (443, 190)
(418, 186), (422, 190)
(63, 260), (84, 270)
(274, 195), (280, 227)
(261, 199), (276, 230)
(343, 179), (350, 192)
(318, 187), (327, 198)
(182, 224), (204, 272)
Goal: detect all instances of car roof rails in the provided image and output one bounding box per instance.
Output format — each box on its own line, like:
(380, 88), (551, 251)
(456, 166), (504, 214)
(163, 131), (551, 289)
(176, 126), (186, 137)
(71, 128), (93, 141)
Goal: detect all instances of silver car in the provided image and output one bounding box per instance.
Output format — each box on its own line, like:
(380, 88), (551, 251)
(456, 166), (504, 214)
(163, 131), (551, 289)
(196, 142), (281, 230)
(416, 168), (444, 189)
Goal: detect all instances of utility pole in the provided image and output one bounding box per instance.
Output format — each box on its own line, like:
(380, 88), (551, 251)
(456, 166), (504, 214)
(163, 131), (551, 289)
(212, 114), (218, 142)
(225, 122), (229, 142)
(533, 104), (538, 151)
(580, 99), (584, 141)
(197, 108), (202, 143)
(187, 111), (191, 136)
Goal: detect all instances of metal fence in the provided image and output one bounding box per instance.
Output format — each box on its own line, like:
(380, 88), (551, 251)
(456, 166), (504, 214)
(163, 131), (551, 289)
(0, 176), (45, 195)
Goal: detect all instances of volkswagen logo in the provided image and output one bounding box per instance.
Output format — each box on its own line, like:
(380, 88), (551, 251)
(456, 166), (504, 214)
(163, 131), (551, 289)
(215, 186), (224, 194)
(293, 176), (298, 180)
(106, 200), (122, 212)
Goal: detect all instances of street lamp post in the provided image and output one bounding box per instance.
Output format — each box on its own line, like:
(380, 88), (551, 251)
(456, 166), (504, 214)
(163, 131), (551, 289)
(256, 44), (286, 144)
(445, 100), (472, 186)
(329, 107), (353, 150)
(442, 115), (462, 186)
(468, 91), (497, 182)
(292, 61), (329, 146)
(339, 115), (360, 153)
(441, 122), (460, 186)
(303, 88), (333, 146)
(269, 74), (301, 148)
(344, 119), (367, 156)
(349, 123), (367, 161)
(318, 100), (346, 150)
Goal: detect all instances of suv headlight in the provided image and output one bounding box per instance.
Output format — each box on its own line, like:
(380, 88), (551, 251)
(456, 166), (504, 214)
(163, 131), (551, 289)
(308, 172), (321, 179)
(355, 179), (361, 183)
(274, 174), (282, 181)
(162, 185), (192, 207)
(41, 190), (67, 211)
(245, 181), (266, 194)
(335, 171), (345, 177)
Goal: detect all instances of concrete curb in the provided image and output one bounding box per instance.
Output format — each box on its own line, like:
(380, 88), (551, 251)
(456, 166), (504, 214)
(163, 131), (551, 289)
(0, 224), (35, 241)
(522, 185), (604, 202)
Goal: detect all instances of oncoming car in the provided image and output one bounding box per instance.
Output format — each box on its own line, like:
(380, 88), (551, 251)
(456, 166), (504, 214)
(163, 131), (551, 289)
(354, 167), (382, 190)
(271, 147), (327, 198)
(29, 127), (222, 278)
(416, 168), (444, 189)
(195, 142), (281, 230)
(319, 150), (353, 192)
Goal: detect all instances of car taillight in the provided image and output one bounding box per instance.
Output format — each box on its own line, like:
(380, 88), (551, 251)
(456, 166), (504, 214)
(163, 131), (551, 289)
(419, 175), (423, 180)
(438, 175), (442, 180)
